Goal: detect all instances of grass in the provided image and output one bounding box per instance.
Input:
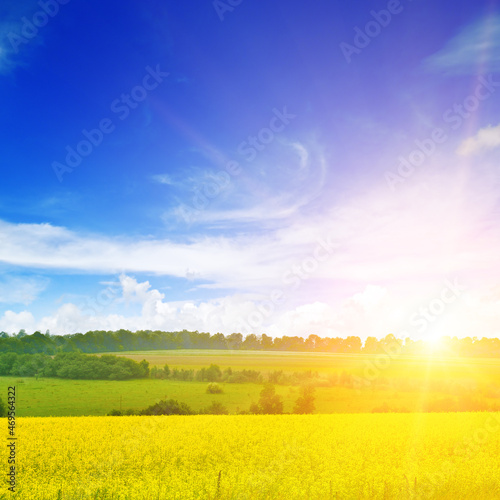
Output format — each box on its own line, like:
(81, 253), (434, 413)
(0, 377), (264, 417)
(0, 376), (430, 416)
(2, 349), (500, 417)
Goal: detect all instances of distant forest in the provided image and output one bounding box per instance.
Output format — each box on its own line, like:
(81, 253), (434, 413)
(1, 329), (500, 358)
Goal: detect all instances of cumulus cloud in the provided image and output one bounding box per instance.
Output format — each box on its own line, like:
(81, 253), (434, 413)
(0, 310), (36, 334)
(4, 274), (498, 341)
(457, 123), (500, 156)
(2, 146), (500, 339)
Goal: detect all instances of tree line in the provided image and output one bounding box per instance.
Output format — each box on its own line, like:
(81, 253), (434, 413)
(2, 329), (500, 357)
(0, 352), (149, 380)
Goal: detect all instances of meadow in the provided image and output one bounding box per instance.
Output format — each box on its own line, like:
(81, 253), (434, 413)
(1, 375), (474, 417)
(6, 413), (500, 499)
(2, 350), (500, 416)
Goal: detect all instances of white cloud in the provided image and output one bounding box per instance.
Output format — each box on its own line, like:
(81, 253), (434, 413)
(457, 123), (500, 156)
(165, 140), (327, 228)
(1, 159), (499, 296)
(151, 174), (174, 185)
(12, 275), (498, 341)
(0, 310), (36, 334)
(423, 15), (500, 75)
(2, 144), (500, 339)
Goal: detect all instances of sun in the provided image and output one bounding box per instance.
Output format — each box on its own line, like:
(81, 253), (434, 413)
(424, 335), (443, 356)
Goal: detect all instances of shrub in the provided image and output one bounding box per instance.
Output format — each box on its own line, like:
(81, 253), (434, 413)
(206, 383), (223, 394)
(201, 401), (229, 415)
(140, 399), (194, 416)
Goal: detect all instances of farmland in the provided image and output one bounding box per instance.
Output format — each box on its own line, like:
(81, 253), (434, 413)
(2, 350), (500, 499)
(2, 350), (500, 417)
(108, 349), (500, 382)
(7, 413), (500, 499)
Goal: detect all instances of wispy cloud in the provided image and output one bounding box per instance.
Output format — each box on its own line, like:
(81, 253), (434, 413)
(165, 140), (328, 229)
(1, 160), (499, 293)
(151, 173), (174, 185)
(0, 275), (49, 304)
(457, 123), (500, 156)
(1, 159), (500, 337)
(0, 1), (46, 74)
(423, 14), (500, 75)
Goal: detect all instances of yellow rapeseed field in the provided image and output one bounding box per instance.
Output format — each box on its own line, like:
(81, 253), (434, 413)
(4, 413), (500, 499)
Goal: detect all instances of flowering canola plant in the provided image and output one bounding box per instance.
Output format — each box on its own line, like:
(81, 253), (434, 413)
(4, 413), (500, 499)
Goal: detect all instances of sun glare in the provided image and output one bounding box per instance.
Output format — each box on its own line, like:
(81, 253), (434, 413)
(424, 335), (443, 356)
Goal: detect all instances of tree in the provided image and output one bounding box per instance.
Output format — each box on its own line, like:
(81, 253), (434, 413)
(227, 333), (243, 350)
(293, 385), (315, 414)
(363, 337), (379, 353)
(261, 334), (273, 350)
(201, 401), (229, 415)
(242, 334), (260, 350)
(139, 359), (150, 377)
(0, 397), (5, 417)
(140, 399), (194, 416)
(250, 384), (283, 414)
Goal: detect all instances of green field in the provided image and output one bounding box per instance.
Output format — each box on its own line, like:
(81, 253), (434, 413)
(1, 375), (473, 417)
(108, 349), (500, 384)
(2, 350), (500, 417)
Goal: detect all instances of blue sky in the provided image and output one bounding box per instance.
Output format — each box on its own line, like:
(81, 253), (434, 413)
(1, 0), (500, 340)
